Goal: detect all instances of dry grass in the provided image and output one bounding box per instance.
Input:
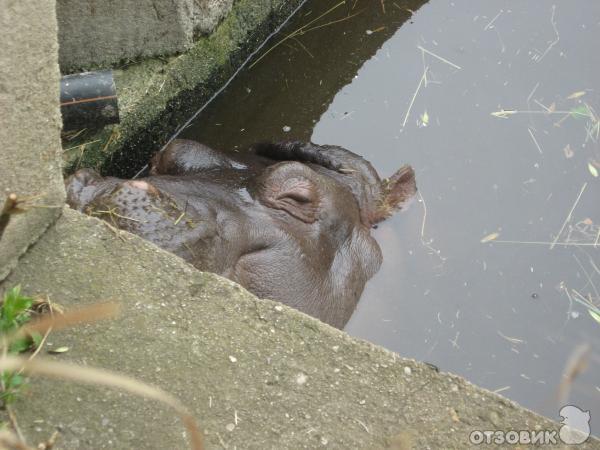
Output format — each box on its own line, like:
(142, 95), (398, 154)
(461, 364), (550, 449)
(249, 1), (363, 69)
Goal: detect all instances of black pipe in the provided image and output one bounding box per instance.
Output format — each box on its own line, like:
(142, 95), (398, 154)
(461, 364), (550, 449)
(60, 70), (119, 131)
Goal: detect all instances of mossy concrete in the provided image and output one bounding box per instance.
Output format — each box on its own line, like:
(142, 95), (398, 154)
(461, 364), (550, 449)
(57, 0), (194, 74)
(2, 208), (596, 449)
(57, 0), (237, 73)
(62, 0), (305, 178)
(0, 0), (65, 281)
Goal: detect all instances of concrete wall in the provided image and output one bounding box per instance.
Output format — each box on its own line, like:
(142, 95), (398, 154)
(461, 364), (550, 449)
(193, 0), (236, 35)
(57, 0), (235, 73)
(0, 0), (65, 281)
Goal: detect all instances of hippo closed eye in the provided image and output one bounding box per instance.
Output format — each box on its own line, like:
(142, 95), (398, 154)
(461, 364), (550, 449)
(66, 140), (416, 328)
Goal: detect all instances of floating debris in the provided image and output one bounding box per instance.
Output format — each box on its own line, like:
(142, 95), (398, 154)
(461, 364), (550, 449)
(589, 309), (600, 324)
(497, 331), (525, 345)
(366, 26), (386, 34)
(551, 182), (587, 249)
(563, 144), (574, 159)
(491, 109), (516, 118)
(567, 91), (586, 100)
(402, 67), (428, 128)
(493, 386), (510, 394)
(569, 104), (592, 119)
(527, 128), (544, 154)
(535, 5), (559, 62)
(484, 10), (503, 31)
(417, 45), (462, 70)
(480, 232), (500, 243)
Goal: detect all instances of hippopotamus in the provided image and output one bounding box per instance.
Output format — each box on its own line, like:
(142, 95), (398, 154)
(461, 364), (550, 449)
(66, 140), (416, 328)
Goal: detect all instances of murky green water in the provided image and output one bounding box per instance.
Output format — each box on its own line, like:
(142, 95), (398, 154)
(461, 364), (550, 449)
(181, 0), (600, 430)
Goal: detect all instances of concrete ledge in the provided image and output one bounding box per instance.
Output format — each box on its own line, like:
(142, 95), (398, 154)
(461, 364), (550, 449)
(2, 208), (594, 449)
(61, 0), (303, 178)
(0, 0), (65, 281)
(57, 0), (236, 73)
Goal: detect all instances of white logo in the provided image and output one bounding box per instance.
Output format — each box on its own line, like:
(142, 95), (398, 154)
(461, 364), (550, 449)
(559, 405), (591, 444)
(468, 405), (592, 445)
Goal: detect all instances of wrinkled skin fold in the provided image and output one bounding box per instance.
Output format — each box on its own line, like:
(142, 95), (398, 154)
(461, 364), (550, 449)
(66, 140), (416, 328)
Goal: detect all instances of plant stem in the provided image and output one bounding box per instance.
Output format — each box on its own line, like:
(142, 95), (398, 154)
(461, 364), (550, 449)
(0, 194), (18, 242)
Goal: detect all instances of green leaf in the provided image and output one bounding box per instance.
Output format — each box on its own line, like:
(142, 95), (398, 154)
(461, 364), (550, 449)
(589, 309), (600, 325)
(30, 332), (43, 349)
(6, 373), (24, 389)
(0, 287), (39, 407)
(569, 105), (590, 120)
(0, 285), (33, 333)
(8, 337), (32, 354)
(0, 370), (28, 406)
(0, 387), (21, 405)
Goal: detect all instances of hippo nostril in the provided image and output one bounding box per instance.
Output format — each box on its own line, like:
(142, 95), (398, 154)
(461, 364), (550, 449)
(122, 180), (160, 196)
(72, 168), (101, 186)
(128, 180), (150, 190)
(65, 169), (104, 210)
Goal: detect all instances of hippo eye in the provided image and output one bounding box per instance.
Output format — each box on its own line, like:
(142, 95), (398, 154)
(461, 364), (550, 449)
(277, 186), (312, 204)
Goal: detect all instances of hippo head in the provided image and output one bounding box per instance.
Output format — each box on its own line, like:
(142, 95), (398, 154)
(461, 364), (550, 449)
(66, 140), (416, 328)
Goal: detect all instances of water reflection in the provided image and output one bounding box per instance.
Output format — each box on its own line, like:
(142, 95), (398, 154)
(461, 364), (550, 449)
(182, 0), (428, 150)
(183, 0), (600, 431)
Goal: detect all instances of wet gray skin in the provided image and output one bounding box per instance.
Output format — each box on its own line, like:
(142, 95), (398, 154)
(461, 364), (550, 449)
(178, 0), (600, 431)
(66, 140), (416, 329)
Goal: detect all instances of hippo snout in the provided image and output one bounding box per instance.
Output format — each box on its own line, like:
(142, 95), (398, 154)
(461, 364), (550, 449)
(65, 168), (103, 211)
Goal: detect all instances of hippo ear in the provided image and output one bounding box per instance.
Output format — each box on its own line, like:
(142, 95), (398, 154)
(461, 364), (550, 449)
(255, 162), (321, 223)
(371, 165), (417, 224)
(254, 141), (417, 226)
(253, 141), (381, 224)
(150, 139), (232, 175)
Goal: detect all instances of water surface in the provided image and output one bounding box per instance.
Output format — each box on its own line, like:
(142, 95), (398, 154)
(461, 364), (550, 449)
(182, 0), (600, 430)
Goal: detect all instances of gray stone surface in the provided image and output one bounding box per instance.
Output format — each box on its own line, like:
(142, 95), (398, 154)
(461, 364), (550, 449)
(57, 0), (237, 73)
(193, 0), (235, 35)
(0, 0), (65, 281)
(57, 0), (194, 73)
(3, 208), (596, 449)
